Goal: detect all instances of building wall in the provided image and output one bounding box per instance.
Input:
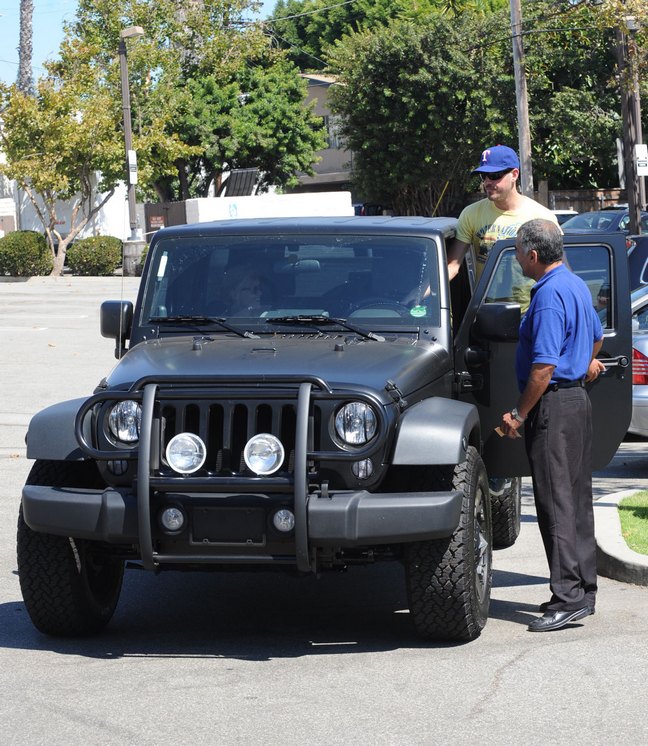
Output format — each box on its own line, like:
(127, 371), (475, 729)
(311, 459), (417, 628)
(16, 178), (145, 242)
(291, 75), (353, 194)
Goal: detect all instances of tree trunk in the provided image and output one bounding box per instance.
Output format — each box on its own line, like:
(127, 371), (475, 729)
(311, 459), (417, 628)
(18, 0), (34, 94)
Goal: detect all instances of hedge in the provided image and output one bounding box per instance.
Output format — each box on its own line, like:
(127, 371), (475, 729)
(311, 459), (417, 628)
(66, 236), (123, 276)
(0, 230), (52, 276)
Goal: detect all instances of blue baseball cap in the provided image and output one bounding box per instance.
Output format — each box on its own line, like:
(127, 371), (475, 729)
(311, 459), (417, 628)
(471, 145), (520, 174)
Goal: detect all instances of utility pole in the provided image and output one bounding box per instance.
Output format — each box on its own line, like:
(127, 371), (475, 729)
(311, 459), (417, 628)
(510, 0), (534, 198)
(616, 15), (645, 234)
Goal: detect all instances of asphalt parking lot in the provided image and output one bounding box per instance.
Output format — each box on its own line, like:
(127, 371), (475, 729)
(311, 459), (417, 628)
(1, 276), (647, 746)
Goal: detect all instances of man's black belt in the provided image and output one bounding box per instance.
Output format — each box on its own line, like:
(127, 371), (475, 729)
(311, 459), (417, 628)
(544, 379), (585, 393)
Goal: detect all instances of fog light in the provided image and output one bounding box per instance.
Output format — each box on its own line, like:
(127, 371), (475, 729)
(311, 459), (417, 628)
(273, 509), (295, 533)
(166, 433), (206, 474)
(244, 433), (285, 475)
(352, 459), (374, 479)
(160, 506), (185, 532)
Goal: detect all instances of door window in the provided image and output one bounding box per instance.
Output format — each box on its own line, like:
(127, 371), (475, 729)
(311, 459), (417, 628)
(482, 244), (612, 326)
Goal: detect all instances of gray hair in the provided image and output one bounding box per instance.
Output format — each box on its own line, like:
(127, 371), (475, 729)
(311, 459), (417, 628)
(516, 219), (563, 264)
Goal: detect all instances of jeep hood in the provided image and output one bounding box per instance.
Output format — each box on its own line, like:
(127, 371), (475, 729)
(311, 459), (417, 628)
(104, 334), (451, 397)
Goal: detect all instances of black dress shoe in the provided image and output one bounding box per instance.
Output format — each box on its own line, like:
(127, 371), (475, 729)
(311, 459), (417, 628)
(528, 606), (591, 632)
(538, 601), (595, 615)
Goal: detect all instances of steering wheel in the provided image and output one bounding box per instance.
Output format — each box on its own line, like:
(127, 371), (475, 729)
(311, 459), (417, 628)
(350, 297), (410, 316)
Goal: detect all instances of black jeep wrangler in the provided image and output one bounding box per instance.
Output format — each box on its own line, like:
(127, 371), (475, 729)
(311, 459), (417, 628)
(18, 217), (632, 641)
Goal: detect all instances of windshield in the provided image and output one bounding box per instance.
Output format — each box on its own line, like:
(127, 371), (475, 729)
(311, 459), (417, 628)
(139, 233), (441, 328)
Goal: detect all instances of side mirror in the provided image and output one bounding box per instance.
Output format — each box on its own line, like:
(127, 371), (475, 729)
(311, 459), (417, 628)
(474, 303), (520, 341)
(101, 300), (133, 358)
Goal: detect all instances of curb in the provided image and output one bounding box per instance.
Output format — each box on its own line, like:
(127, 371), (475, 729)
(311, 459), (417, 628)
(594, 490), (648, 587)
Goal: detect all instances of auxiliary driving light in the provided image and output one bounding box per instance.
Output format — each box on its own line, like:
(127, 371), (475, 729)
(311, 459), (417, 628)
(243, 433), (285, 475)
(272, 509), (295, 533)
(160, 506), (185, 532)
(165, 433), (206, 474)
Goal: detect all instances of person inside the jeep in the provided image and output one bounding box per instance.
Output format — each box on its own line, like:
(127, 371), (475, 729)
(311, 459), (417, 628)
(224, 265), (264, 316)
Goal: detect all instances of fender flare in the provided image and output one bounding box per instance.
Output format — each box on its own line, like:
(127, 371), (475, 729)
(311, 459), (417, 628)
(26, 397), (91, 461)
(392, 398), (480, 465)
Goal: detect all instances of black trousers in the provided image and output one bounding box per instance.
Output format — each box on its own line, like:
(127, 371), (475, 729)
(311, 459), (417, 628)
(525, 386), (597, 611)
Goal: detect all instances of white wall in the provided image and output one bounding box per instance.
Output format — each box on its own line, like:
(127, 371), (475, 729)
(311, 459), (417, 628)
(185, 192), (354, 223)
(16, 177), (144, 242)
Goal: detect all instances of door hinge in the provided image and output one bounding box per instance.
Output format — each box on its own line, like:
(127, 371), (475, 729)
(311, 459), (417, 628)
(455, 371), (483, 392)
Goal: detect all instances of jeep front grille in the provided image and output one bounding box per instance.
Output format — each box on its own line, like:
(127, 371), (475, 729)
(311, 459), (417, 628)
(158, 398), (312, 476)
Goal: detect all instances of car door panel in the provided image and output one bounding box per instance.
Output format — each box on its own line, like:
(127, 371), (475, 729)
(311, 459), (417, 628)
(454, 233), (632, 477)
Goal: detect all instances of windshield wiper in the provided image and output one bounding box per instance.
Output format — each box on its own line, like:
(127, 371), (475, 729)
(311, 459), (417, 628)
(266, 315), (385, 342)
(148, 315), (259, 339)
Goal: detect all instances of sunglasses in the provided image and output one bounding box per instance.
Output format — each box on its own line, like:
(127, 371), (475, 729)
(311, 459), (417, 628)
(480, 169), (514, 182)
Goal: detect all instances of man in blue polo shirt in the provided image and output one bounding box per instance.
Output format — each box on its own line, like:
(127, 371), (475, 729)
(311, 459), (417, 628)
(498, 219), (605, 632)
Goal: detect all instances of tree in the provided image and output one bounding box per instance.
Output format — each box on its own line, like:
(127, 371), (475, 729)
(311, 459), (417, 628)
(0, 69), (189, 275)
(267, 0), (508, 69)
(63, 0), (326, 201)
(18, 0), (34, 94)
(327, 13), (516, 215)
(519, 0), (647, 190)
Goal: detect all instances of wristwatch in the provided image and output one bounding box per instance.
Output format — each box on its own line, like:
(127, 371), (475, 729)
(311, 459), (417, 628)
(510, 407), (526, 423)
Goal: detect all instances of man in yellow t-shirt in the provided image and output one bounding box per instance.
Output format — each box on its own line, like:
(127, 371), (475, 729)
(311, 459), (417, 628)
(447, 145), (559, 282)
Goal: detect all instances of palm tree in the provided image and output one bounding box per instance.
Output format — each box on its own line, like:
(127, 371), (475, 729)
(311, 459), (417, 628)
(18, 0), (34, 93)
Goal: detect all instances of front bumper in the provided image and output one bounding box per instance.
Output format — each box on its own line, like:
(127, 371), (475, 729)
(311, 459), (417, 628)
(30, 377), (463, 572)
(22, 484), (462, 552)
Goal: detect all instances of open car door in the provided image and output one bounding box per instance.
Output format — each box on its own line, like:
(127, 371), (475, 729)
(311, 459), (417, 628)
(454, 233), (632, 478)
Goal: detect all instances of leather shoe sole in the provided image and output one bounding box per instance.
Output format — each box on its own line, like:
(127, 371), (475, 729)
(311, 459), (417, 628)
(528, 606), (591, 632)
(538, 601), (595, 615)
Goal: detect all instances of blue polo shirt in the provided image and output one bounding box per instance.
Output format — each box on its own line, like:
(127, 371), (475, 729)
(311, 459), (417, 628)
(516, 264), (603, 391)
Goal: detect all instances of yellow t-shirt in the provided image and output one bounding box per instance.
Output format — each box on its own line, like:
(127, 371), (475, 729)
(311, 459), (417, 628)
(456, 196), (560, 278)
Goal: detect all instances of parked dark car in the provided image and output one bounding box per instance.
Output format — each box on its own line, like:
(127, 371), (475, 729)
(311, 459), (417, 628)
(552, 209), (579, 225)
(627, 234), (648, 290)
(561, 209), (648, 235)
(17, 218), (633, 642)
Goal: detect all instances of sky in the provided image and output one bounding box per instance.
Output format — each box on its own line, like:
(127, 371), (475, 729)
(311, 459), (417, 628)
(0, 0), (275, 86)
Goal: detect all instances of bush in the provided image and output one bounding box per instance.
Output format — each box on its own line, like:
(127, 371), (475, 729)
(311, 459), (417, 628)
(66, 236), (122, 276)
(0, 230), (52, 276)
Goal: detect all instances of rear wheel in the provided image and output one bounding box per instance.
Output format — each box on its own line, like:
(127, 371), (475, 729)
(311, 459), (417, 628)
(17, 460), (124, 636)
(490, 476), (522, 549)
(404, 447), (492, 641)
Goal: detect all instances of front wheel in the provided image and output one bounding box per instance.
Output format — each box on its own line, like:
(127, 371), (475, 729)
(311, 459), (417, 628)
(404, 447), (492, 641)
(17, 460), (124, 636)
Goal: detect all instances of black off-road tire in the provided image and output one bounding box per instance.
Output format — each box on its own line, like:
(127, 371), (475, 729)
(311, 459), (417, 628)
(17, 460), (124, 636)
(490, 476), (522, 549)
(404, 447), (492, 642)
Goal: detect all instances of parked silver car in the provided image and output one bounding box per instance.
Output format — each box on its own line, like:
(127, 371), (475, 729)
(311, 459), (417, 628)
(630, 285), (648, 436)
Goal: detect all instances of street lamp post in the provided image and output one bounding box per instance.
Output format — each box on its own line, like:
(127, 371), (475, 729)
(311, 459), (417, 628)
(118, 26), (145, 258)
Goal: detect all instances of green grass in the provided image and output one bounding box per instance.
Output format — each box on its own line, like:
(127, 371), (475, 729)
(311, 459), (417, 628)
(618, 492), (648, 555)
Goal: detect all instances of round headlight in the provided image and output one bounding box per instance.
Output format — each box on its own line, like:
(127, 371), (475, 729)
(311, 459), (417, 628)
(108, 400), (142, 443)
(166, 433), (206, 474)
(335, 402), (377, 445)
(244, 434), (285, 475)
